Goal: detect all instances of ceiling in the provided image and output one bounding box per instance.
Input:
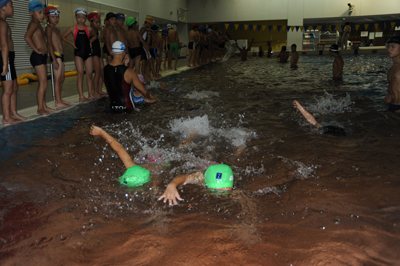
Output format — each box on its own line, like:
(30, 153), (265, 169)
(304, 13), (400, 26)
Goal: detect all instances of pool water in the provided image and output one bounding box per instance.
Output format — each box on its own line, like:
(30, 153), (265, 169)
(1, 54), (399, 265)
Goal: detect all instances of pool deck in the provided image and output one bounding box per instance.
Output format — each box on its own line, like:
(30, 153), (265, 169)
(0, 59), (192, 129)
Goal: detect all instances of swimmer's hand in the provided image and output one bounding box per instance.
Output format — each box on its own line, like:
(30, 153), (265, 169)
(1, 65), (9, 76)
(37, 47), (47, 55)
(90, 125), (103, 136)
(158, 184), (182, 206)
(53, 60), (59, 71)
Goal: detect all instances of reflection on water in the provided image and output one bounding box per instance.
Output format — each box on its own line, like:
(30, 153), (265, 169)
(1, 54), (400, 265)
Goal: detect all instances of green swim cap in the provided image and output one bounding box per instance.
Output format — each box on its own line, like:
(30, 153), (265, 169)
(126, 17), (136, 27)
(119, 165), (151, 187)
(204, 164), (234, 189)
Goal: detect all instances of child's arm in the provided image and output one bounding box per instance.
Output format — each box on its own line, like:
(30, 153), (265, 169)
(0, 20), (9, 76)
(87, 26), (94, 49)
(24, 22), (46, 54)
(105, 28), (113, 56)
(90, 125), (136, 169)
(61, 26), (77, 49)
(138, 33), (149, 50)
(158, 172), (203, 206)
(45, 26), (59, 70)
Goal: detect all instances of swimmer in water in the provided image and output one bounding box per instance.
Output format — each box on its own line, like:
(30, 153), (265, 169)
(384, 36), (400, 112)
(158, 164), (234, 206)
(329, 44), (344, 80)
(277, 46), (289, 63)
(235, 38), (254, 61)
(293, 100), (346, 136)
(290, 44), (299, 68)
(90, 125), (151, 187)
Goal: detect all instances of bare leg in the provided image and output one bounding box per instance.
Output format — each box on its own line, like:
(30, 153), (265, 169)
(90, 125), (135, 169)
(174, 54), (178, 70)
(98, 57), (107, 96)
(84, 57), (95, 99)
(92, 56), (102, 98)
(74, 56), (90, 102)
(54, 58), (69, 108)
(134, 55), (141, 76)
(1, 80), (21, 124)
(293, 100), (322, 128)
(35, 64), (54, 114)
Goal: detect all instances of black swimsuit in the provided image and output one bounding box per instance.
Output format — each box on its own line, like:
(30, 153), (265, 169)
(74, 25), (92, 61)
(91, 30), (101, 57)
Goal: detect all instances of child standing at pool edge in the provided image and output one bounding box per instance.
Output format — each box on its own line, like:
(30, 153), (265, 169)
(62, 7), (94, 102)
(1, 0), (28, 124)
(329, 44), (344, 80)
(88, 12), (106, 98)
(25, 0), (55, 115)
(45, 6), (71, 109)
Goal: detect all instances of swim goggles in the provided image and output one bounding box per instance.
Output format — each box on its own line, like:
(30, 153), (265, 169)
(47, 9), (60, 16)
(75, 8), (87, 16)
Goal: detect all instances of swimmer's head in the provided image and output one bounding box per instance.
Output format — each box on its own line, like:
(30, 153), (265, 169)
(329, 44), (340, 53)
(151, 24), (160, 32)
(45, 6), (59, 17)
(88, 12), (100, 22)
(162, 28), (169, 35)
(192, 23), (198, 30)
(111, 41), (126, 54)
(387, 36), (400, 45)
(0, 0), (10, 9)
(29, 0), (45, 12)
(75, 7), (87, 16)
(281, 46), (287, 51)
(116, 13), (125, 20)
(204, 164), (234, 189)
(167, 23), (173, 29)
(126, 17), (137, 27)
(119, 165), (151, 187)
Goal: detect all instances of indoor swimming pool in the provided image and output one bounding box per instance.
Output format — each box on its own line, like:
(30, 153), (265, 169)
(1, 54), (399, 265)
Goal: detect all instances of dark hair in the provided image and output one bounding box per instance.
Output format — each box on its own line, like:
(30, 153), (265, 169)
(291, 44), (297, 48)
(281, 46), (286, 51)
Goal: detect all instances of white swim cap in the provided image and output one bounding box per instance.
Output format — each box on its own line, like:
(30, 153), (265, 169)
(112, 41), (126, 54)
(75, 7), (87, 16)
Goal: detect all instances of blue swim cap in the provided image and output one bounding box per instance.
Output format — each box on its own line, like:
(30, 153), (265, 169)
(162, 28), (169, 35)
(387, 36), (400, 45)
(116, 13), (125, 20)
(29, 0), (45, 11)
(0, 0), (10, 9)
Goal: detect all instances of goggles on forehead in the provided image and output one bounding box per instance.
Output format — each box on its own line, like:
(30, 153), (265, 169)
(48, 9), (60, 16)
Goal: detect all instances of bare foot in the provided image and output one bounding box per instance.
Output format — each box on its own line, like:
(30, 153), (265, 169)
(10, 113), (28, 121)
(174, 68), (177, 71)
(2, 117), (22, 125)
(90, 125), (103, 136)
(37, 109), (51, 115)
(79, 97), (91, 103)
(55, 102), (70, 109)
(62, 100), (72, 106)
(168, 66), (172, 70)
(44, 106), (57, 113)
(93, 92), (102, 98)
(98, 91), (108, 96)
(187, 64), (191, 67)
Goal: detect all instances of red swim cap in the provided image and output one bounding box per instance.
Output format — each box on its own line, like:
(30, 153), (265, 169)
(88, 12), (101, 22)
(45, 6), (58, 17)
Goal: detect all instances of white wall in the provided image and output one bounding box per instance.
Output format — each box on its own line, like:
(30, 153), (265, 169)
(187, 0), (400, 23)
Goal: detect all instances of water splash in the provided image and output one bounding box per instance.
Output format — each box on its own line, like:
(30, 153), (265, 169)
(307, 90), (354, 115)
(185, 90), (219, 100)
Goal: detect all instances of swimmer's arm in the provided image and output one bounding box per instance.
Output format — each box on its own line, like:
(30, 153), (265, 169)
(61, 26), (77, 49)
(105, 28), (113, 56)
(24, 22), (42, 54)
(45, 26), (59, 70)
(89, 27), (97, 44)
(384, 91), (392, 105)
(90, 125), (135, 169)
(0, 21), (9, 75)
(158, 172), (203, 206)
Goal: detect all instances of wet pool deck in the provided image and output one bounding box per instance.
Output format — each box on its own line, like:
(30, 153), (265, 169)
(0, 59), (192, 129)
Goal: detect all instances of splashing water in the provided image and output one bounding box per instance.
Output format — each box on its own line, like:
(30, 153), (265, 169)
(185, 90), (219, 100)
(169, 115), (254, 147)
(307, 90), (354, 115)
